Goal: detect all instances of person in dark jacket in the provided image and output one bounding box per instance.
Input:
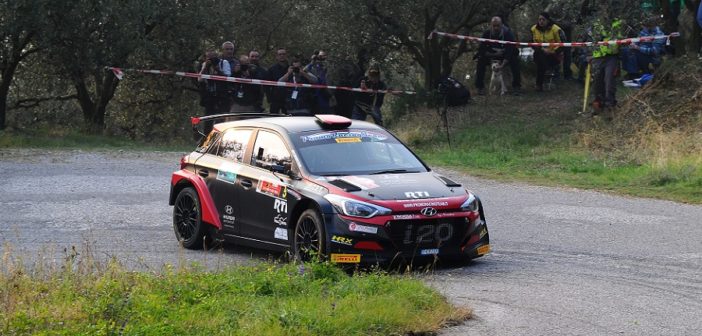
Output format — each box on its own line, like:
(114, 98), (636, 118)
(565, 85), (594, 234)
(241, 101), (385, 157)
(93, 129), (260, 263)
(351, 65), (386, 126)
(278, 55), (318, 116)
(474, 16), (522, 95)
(267, 48), (290, 114)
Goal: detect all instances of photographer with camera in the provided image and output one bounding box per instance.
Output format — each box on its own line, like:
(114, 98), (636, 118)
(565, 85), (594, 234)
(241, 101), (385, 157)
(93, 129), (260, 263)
(278, 55), (318, 116)
(229, 55), (261, 113)
(305, 50), (333, 114)
(351, 64), (386, 126)
(198, 50), (231, 111)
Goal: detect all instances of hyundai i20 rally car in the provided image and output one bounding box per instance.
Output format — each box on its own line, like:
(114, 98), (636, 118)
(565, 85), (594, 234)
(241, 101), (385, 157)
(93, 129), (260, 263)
(169, 113), (490, 265)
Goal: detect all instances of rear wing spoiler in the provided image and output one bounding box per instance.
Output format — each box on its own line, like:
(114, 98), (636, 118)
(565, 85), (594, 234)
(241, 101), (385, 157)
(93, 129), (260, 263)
(191, 113), (289, 141)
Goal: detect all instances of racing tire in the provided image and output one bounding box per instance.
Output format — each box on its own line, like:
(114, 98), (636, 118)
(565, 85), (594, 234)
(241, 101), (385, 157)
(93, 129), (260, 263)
(293, 209), (326, 262)
(173, 187), (208, 250)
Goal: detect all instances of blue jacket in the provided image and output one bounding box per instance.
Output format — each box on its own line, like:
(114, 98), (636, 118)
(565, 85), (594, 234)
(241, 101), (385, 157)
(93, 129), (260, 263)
(697, 3), (702, 29)
(637, 26), (665, 57)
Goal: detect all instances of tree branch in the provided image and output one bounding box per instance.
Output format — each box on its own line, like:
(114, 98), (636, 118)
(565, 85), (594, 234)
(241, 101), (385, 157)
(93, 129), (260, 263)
(11, 94), (78, 109)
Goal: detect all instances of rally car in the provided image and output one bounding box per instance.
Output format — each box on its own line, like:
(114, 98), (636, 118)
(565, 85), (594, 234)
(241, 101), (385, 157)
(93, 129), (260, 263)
(169, 114), (490, 265)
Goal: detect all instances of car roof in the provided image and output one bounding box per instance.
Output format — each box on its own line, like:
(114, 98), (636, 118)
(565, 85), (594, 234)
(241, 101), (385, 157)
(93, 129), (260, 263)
(213, 116), (384, 134)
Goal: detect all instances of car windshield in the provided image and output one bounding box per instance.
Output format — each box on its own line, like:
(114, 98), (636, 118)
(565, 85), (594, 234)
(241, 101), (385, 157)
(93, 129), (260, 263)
(292, 129), (428, 176)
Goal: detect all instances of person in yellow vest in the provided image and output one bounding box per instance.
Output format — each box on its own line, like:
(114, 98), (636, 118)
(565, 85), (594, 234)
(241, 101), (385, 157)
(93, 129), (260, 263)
(530, 12), (566, 92)
(588, 18), (623, 112)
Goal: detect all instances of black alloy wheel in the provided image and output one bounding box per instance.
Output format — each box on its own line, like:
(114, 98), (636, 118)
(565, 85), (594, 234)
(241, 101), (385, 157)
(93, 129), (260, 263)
(173, 187), (206, 249)
(294, 209), (325, 261)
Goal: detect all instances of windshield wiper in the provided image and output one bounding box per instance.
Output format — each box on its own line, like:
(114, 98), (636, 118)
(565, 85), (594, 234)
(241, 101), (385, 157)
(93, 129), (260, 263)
(370, 169), (417, 175)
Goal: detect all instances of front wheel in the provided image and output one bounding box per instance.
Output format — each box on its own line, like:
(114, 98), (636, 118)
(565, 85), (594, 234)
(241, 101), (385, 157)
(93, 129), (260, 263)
(173, 187), (209, 249)
(293, 209), (326, 262)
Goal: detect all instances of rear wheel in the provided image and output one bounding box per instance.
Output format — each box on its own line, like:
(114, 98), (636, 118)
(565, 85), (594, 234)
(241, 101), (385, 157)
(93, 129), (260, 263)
(173, 187), (208, 249)
(293, 209), (325, 261)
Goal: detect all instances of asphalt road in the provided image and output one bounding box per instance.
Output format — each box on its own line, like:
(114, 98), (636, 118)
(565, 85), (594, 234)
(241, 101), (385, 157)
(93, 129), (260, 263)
(1, 149), (700, 335)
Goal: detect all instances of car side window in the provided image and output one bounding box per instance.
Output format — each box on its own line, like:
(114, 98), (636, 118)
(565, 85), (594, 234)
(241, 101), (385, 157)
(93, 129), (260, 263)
(251, 130), (292, 172)
(198, 131), (221, 153)
(215, 129), (252, 162)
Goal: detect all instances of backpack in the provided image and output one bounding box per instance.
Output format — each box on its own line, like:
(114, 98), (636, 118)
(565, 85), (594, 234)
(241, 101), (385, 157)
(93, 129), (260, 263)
(438, 76), (471, 106)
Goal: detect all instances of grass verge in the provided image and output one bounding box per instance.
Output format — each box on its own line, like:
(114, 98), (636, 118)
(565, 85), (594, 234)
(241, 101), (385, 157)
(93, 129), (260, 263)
(1, 249), (469, 336)
(393, 78), (701, 204)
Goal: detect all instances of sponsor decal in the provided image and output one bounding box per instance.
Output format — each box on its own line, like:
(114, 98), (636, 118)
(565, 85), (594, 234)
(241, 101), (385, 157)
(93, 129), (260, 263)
(476, 244), (490, 255)
(330, 253), (361, 263)
(392, 214), (417, 220)
(222, 215), (236, 225)
(420, 248), (440, 255)
(335, 137), (361, 143)
(300, 130), (388, 143)
(274, 199), (288, 214)
(340, 176), (379, 190)
(479, 227), (487, 238)
(274, 214), (287, 226)
(404, 191), (430, 199)
(402, 201), (449, 209)
(216, 162), (240, 184)
(274, 227), (288, 240)
(256, 179), (287, 199)
(331, 235), (353, 246)
(420, 207), (438, 217)
(224, 205), (234, 215)
(298, 183), (328, 195)
(348, 222), (378, 234)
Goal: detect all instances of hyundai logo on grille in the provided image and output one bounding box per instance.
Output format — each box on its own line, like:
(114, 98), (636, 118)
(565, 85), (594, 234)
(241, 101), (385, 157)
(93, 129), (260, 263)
(420, 207), (438, 217)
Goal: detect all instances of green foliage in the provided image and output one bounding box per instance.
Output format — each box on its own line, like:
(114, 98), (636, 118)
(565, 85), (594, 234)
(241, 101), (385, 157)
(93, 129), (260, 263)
(0, 259), (468, 335)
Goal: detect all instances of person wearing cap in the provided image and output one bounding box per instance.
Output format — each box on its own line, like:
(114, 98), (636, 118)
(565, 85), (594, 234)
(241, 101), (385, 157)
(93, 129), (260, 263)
(530, 12), (566, 92)
(351, 65), (387, 126)
(622, 17), (665, 79)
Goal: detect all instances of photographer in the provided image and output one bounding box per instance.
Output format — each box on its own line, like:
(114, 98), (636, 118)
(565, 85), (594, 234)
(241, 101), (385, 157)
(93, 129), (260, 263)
(351, 64), (386, 126)
(229, 55), (260, 113)
(278, 55), (318, 116)
(198, 50), (231, 117)
(305, 50), (333, 114)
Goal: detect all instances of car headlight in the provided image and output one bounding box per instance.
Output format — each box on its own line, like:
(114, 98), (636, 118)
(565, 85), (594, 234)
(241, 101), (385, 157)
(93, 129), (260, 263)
(460, 193), (479, 212)
(324, 194), (391, 218)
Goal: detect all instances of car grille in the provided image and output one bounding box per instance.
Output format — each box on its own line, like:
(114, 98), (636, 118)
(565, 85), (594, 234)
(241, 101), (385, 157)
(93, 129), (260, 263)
(385, 218), (468, 255)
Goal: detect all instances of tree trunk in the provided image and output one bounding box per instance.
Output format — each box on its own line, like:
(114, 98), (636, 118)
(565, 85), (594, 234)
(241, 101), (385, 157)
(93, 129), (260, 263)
(0, 61), (21, 130)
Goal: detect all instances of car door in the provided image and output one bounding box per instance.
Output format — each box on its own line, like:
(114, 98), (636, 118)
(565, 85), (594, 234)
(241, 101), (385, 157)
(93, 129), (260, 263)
(236, 129), (293, 246)
(195, 128), (254, 236)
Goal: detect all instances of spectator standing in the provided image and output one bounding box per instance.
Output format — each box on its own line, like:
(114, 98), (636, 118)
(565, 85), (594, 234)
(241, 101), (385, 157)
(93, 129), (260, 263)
(351, 65), (386, 126)
(278, 55), (318, 116)
(230, 55), (260, 112)
(622, 17), (665, 79)
(530, 12), (566, 91)
(220, 41), (239, 111)
(474, 16), (522, 95)
(589, 18), (624, 112)
(330, 60), (361, 118)
(305, 50), (333, 114)
(248, 50), (267, 112)
(267, 48), (290, 114)
(198, 50), (231, 133)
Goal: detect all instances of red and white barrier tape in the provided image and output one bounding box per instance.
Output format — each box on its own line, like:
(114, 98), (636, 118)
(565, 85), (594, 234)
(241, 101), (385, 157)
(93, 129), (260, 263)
(106, 67), (415, 95)
(428, 30), (680, 47)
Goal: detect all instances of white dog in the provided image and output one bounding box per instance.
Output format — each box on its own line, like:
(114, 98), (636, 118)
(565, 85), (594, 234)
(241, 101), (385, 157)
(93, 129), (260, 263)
(489, 60), (508, 96)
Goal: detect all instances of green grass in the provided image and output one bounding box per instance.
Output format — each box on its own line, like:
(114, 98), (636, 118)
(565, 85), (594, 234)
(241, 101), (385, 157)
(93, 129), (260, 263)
(0, 258), (469, 336)
(401, 82), (702, 204)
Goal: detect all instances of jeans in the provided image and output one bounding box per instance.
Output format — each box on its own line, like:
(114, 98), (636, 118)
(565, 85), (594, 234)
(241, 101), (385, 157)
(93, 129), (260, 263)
(592, 55), (619, 107)
(351, 105), (383, 126)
